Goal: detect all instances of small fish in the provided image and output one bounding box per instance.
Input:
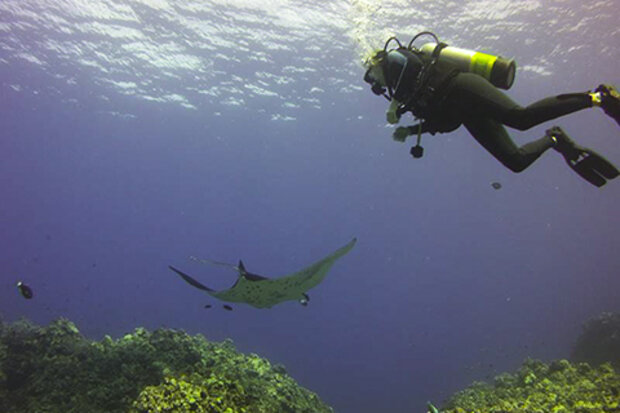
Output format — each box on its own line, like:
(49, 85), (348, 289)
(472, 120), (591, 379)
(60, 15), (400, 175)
(204, 304), (212, 309)
(491, 182), (502, 190)
(222, 305), (233, 311)
(17, 281), (33, 299)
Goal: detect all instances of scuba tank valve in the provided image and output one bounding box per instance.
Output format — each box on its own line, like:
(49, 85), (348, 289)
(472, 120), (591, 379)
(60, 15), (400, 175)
(419, 43), (516, 90)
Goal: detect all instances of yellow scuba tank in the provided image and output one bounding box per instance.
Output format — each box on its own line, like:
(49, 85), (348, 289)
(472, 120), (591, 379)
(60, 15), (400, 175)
(419, 42), (516, 90)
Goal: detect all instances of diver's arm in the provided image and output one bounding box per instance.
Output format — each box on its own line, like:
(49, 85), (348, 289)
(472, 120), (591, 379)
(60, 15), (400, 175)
(386, 99), (402, 124)
(392, 123), (433, 142)
(385, 50), (417, 124)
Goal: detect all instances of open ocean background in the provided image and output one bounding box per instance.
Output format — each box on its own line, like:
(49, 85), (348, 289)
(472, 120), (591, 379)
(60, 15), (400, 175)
(1, 1), (619, 411)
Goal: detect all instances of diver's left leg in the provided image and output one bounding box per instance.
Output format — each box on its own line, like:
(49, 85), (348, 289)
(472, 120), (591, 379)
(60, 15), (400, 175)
(463, 117), (555, 172)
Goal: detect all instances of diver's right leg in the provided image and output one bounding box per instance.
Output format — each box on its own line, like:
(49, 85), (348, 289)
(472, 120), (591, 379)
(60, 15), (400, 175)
(463, 116), (555, 172)
(515, 84), (620, 128)
(448, 73), (593, 131)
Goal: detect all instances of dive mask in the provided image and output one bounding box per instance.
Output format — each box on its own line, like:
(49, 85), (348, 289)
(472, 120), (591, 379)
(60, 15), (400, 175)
(364, 67), (386, 96)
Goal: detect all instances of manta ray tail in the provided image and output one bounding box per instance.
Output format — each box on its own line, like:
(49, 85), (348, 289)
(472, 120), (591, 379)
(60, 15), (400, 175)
(169, 265), (215, 292)
(189, 256), (239, 272)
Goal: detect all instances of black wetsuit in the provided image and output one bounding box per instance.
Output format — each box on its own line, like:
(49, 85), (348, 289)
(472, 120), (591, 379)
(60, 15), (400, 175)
(383, 49), (593, 172)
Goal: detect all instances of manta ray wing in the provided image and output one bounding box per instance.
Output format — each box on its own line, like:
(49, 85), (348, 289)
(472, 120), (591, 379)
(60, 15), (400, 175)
(211, 238), (357, 308)
(169, 265), (215, 292)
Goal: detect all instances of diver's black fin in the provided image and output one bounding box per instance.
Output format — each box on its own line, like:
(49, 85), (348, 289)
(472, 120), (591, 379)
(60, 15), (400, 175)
(548, 126), (619, 187)
(168, 266), (214, 292)
(571, 152), (620, 187)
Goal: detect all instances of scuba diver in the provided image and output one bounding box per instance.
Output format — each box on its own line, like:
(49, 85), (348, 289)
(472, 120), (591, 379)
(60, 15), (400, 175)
(363, 32), (620, 187)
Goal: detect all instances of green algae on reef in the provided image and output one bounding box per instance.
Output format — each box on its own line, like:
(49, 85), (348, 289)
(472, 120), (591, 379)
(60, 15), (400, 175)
(0, 318), (333, 413)
(442, 358), (620, 413)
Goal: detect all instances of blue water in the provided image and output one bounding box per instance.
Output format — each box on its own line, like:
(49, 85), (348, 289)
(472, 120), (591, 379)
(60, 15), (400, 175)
(1, 1), (619, 411)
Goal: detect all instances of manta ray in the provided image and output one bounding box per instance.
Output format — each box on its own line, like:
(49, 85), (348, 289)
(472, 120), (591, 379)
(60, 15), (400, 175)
(169, 238), (357, 309)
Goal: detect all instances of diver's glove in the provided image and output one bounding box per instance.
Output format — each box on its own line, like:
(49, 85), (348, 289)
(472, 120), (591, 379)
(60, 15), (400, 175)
(392, 126), (412, 142)
(387, 110), (400, 124)
(386, 99), (402, 124)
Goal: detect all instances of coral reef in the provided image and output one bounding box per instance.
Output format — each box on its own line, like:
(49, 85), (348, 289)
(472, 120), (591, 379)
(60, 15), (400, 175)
(0, 318), (333, 413)
(571, 312), (620, 370)
(130, 376), (248, 413)
(441, 358), (620, 413)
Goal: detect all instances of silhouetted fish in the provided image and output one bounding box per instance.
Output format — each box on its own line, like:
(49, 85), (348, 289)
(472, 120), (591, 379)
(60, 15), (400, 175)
(222, 305), (233, 311)
(17, 281), (33, 299)
(204, 304), (212, 309)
